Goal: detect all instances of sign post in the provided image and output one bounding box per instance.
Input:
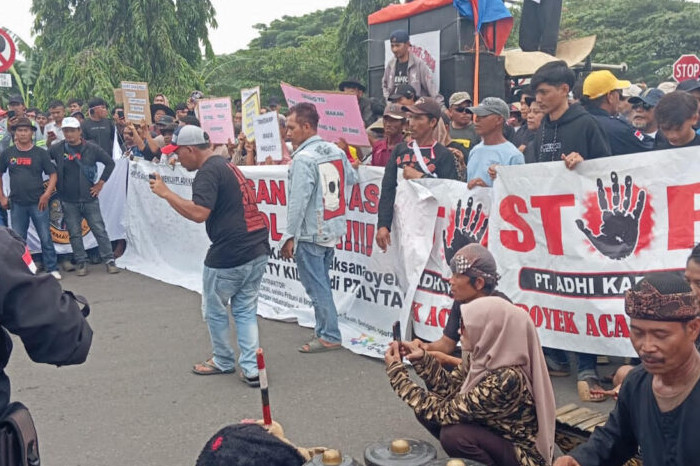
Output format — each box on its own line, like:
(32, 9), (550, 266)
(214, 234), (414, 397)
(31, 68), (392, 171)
(0, 29), (17, 73)
(673, 54), (700, 83)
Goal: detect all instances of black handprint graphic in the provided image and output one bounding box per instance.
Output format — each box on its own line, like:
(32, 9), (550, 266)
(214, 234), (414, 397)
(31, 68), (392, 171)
(443, 197), (488, 264)
(576, 172), (646, 260)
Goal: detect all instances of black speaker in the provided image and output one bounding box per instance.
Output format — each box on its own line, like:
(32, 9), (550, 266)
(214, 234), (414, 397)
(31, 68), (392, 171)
(440, 52), (506, 102)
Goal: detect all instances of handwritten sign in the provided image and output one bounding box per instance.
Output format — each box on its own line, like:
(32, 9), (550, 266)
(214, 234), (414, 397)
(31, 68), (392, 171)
(241, 86), (260, 106)
(121, 81), (151, 125)
(252, 111), (283, 163)
(281, 82), (370, 146)
(242, 92), (260, 141)
(198, 97), (235, 144)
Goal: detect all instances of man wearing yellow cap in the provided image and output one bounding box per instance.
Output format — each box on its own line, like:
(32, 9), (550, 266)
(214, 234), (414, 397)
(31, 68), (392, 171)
(581, 71), (655, 155)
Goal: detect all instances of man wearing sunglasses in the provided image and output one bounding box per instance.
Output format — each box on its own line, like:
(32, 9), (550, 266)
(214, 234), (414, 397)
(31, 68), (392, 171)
(447, 92), (480, 157)
(628, 88), (667, 149)
(581, 71), (654, 155)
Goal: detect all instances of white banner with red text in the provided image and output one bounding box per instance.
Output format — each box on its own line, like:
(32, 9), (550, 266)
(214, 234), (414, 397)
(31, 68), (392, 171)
(118, 161), (432, 358)
(490, 148), (700, 357)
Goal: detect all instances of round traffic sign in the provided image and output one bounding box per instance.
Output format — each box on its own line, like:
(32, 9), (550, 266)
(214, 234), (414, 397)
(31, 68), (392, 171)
(0, 28), (16, 73)
(673, 54), (700, 83)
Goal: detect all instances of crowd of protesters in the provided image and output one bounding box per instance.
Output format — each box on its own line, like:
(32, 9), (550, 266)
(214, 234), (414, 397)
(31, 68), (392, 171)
(2, 24), (700, 465)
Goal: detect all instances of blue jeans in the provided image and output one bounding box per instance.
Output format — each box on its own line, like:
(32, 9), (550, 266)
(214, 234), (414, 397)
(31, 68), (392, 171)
(61, 200), (114, 264)
(202, 254), (267, 376)
(10, 202), (58, 272)
(295, 241), (341, 344)
(544, 348), (598, 381)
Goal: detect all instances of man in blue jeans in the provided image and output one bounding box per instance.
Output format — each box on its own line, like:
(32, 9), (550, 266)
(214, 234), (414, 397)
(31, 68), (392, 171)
(0, 117), (61, 279)
(48, 117), (118, 276)
(280, 103), (359, 353)
(151, 125), (270, 387)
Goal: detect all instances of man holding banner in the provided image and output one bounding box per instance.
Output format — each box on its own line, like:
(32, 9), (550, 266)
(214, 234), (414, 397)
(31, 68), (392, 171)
(280, 103), (359, 353)
(151, 126), (270, 387)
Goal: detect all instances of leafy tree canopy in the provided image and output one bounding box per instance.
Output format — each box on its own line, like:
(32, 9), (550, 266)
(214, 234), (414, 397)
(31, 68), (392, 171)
(248, 8), (344, 50)
(30, 0), (216, 107)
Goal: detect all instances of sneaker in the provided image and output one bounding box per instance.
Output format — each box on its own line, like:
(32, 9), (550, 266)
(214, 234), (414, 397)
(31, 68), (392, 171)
(76, 263), (88, 277)
(50, 271), (62, 280)
(240, 372), (261, 388)
(105, 260), (120, 274)
(61, 260), (76, 272)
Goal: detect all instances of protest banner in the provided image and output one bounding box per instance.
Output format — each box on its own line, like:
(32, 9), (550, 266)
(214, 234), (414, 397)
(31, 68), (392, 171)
(198, 97), (235, 144)
(121, 81), (151, 125)
(242, 92), (260, 141)
(241, 86), (260, 106)
(280, 82), (370, 147)
(490, 148), (700, 357)
(409, 182), (492, 342)
(252, 111), (283, 163)
(4, 159), (128, 255)
(120, 163), (431, 358)
(384, 31), (440, 91)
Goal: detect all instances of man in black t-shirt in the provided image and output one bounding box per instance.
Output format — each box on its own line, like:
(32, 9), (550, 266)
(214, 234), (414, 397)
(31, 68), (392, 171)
(405, 244), (507, 367)
(0, 118), (61, 278)
(375, 97), (459, 252)
(150, 125), (270, 387)
(81, 97), (115, 157)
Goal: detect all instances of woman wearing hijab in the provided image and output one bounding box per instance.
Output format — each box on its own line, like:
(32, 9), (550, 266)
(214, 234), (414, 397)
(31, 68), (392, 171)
(384, 297), (556, 466)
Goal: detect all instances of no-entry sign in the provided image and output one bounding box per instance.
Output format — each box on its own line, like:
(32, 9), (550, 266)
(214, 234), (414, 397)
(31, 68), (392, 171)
(673, 54), (700, 83)
(0, 29), (17, 73)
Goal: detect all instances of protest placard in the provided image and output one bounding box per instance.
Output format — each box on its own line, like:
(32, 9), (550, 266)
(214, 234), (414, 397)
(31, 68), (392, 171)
(242, 92), (260, 141)
(121, 81), (151, 125)
(252, 111), (283, 163)
(241, 86), (260, 106)
(280, 82), (370, 146)
(197, 97), (235, 144)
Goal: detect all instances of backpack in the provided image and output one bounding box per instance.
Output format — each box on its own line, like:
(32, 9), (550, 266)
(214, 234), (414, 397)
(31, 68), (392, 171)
(0, 402), (40, 466)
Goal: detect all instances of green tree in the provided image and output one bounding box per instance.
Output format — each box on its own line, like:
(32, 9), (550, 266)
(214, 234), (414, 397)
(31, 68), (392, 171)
(561, 0), (700, 84)
(248, 8), (344, 50)
(29, 0), (216, 107)
(337, 0), (393, 81)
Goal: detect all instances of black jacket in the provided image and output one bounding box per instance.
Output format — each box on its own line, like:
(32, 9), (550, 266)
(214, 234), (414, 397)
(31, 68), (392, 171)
(586, 107), (654, 155)
(534, 103), (611, 162)
(48, 139), (115, 202)
(0, 227), (92, 411)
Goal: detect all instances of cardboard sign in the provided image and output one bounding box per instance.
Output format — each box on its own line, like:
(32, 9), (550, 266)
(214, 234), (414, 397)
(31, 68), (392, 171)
(241, 86), (260, 106)
(252, 111), (283, 163)
(198, 97), (235, 144)
(281, 82), (370, 147)
(242, 92), (260, 141)
(121, 81), (151, 125)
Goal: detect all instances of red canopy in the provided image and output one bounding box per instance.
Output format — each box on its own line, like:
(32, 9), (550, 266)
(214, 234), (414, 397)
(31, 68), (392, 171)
(368, 0), (452, 25)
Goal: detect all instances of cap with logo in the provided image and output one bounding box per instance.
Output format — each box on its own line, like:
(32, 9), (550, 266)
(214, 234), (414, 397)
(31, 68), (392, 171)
(401, 97), (442, 120)
(383, 103), (406, 120)
(161, 125), (210, 154)
(582, 70), (631, 99)
(449, 91), (472, 107)
(628, 88), (664, 108)
(389, 84), (417, 102)
(389, 29), (410, 44)
(61, 117), (82, 129)
(467, 97), (510, 120)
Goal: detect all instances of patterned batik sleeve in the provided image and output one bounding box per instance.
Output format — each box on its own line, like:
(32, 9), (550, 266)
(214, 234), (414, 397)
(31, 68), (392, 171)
(388, 363), (526, 427)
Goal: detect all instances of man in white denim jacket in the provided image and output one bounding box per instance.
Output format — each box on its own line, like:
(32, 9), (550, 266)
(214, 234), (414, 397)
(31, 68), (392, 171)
(280, 103), (359, 353)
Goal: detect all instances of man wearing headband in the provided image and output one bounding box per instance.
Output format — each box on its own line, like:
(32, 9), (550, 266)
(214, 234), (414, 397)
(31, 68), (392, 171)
(556, 272), (700, 466)
(408, 244), (508, 367)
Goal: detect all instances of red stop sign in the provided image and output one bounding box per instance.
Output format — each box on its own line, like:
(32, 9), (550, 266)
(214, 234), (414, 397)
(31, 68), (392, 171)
(673, 54), (700, 83)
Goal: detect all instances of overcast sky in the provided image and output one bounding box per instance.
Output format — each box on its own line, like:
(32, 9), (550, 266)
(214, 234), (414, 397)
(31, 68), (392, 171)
(3, 0), (349, 54)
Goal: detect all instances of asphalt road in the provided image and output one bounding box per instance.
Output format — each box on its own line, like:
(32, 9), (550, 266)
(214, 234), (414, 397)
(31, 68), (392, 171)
(6, 267), (617, 465)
